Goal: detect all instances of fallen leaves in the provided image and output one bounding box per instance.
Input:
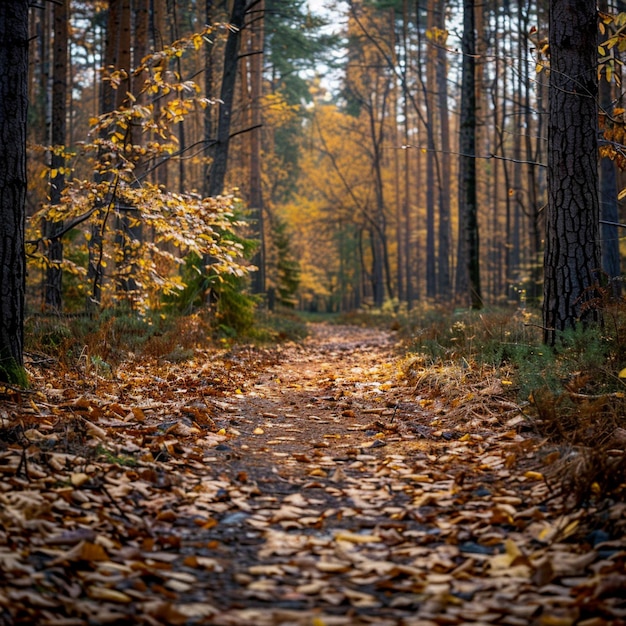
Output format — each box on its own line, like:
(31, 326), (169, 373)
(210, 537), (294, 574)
(0, 325), (624, 625)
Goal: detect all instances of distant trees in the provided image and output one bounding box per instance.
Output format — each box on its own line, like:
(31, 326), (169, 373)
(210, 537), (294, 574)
(4, 0), (625, 344)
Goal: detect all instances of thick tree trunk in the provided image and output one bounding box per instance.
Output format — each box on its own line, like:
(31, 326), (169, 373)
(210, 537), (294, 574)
(543, 0), (601, 345)
(0, 1), (28, 384)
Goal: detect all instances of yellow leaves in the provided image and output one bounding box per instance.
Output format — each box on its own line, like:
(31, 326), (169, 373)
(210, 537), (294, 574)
(163, 98), (196, 123)
(618, 366), (626, 378)
(70, 472), (90, 487)
(42, 165), (72, 180)
(261, 92), (299, 128)
(334, 531), (382, 544)
(524, 471), (543, 481)
(87, 586), (133, 603)
(600, 10), (614, 25)
(28, 178), (250, 314)
(110, 131), (126, 144)
(489, 538), (531, 579)
(425, 26), (448, 45)
(192, 33), (205, 50)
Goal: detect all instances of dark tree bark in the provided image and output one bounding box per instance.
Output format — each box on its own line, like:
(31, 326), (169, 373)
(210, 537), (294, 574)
(203, 0), (215, 197)
(249, 0), (265, 295)
(424, 2), (437, 299)
(87, 0), (122, 309)
(45, 0), (69, 311)
(167, 0), (186, 193)
(543, 0), (601, 345)
(456, 0), (481, 308)
(598, 0), (621, 297)
(207, 0), (247, 197)
(435, 0), (451, 300)
(0, 1), (28, 384)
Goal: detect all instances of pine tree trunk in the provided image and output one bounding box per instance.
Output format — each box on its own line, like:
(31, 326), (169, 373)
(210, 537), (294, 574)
(207, 0), (247, 197)
(435, 0), (451, 300)
(44, 0), (68, 312)
(88, 0), (122, 309)
(598, 0), (621, 297)
(456, 0), (481, 308)
(0, 1), (28, 384)
(204, 0), (214, 197)
(543, 0), (601, 345)
(249, 0), (265, 295)
(424, 2), (437, 299)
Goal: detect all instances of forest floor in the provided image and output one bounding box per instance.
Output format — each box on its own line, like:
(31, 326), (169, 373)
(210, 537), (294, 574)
(1, 323), (625, 625)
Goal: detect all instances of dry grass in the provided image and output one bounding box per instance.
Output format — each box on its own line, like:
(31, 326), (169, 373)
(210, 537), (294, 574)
(400, 303), (626, 510)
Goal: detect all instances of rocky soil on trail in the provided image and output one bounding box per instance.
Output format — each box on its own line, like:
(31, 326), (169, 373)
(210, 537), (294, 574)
(0, 323), (625, 625)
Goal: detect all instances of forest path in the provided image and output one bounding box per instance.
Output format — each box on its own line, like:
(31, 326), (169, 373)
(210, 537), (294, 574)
(1, 323), (624, 625)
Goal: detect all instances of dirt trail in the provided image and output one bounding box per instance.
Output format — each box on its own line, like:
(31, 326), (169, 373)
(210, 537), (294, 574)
(220, 323), (418, 479)
(1, 323), (625, 625)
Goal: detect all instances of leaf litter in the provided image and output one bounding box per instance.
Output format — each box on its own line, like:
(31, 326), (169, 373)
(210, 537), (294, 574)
(0, 323), (624, 625)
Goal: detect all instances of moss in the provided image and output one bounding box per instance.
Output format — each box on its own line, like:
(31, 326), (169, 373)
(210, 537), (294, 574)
(0, 358), (29, 387)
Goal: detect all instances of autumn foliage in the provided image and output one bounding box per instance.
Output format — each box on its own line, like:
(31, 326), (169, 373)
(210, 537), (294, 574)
(28, 27), (252, 315)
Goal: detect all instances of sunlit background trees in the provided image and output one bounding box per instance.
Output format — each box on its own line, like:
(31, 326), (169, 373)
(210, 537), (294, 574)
(23, 0), (626, 321)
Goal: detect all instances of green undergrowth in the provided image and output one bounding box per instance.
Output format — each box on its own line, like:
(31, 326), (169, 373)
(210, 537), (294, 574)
(0, 357), (29, 387)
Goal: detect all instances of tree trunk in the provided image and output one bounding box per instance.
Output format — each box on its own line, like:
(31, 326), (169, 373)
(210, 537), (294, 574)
(118, 0), (150, 300)
(152, 0), (169, 189)
(167, 0), (186, 193)
(0, 1), (28, 385)
(112, 0), (132, 297)
(424, 3), (437, 299)
(456, 0), (481, 308)
(543, 0), (601, 345)
(435, 0), (451, 300)
(88, 0), (122, 309)
(45, 0), (69, 311)
(207, 0), (247, 197)
(249, 0), (265, 295)
(402, 0), (413, 308)
(204, 0), (215, 197)
(598, 0), (621, 297)
(391, 9), (404, 305)
(522, 2), (545, 305)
